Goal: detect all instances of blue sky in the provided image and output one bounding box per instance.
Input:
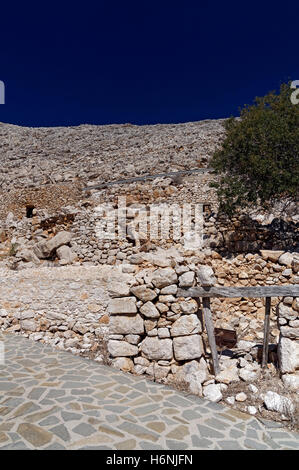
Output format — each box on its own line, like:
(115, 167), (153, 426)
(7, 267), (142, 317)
(0, 1), (298, 126)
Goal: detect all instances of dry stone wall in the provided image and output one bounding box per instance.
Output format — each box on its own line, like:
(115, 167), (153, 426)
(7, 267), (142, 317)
(278, 297), (299, 391)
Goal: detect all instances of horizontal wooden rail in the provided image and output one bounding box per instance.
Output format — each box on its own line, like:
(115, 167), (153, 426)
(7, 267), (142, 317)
(179, 283), (298, 373)
(177, 285), (299, 299)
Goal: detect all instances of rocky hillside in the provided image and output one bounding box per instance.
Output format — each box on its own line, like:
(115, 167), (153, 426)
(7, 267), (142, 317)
(0, 119), (225, 191)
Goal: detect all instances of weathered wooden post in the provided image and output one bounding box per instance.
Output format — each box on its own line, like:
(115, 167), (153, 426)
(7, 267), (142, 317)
(262, 297), (271, 368)
(197, 266), (220, 376)
(202, 297), (220, 376)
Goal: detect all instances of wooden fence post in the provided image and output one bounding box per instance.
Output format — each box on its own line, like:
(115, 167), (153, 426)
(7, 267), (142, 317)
(262, 297), (271, 368)
(202, 297), (220, 376)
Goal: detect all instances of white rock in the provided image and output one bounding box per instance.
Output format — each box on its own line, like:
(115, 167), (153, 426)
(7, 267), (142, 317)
(108, 297), (137, 314)
(203, 384), (223, 402)
(20, 320), (38, 332)
(248, 384), (258, 394)
(216, 365), (240, 384)
(173, 335), (204, 361)
(151, 267), (177, 289)
(278, 303), (297, 321)
(109, 314), (144, 335)
(239, 368), (259, 382)
(108, 281), (131, 298)
(140, 337), (173, 360)
(225, 396), (235, 405)
(235, 392), (247, 402)
(0, 309), (8, 317)
(139, 301), (160, 318)
(160, 284), (178, 295)
(247, 406), (257, 415)
(282, 373), (299, 391)
(179, 299), (198, 314)
(56, 245), (76, 264)
(264, 391), (295, 415)
(278, 336), (299, 373)
(108, 340), (138, 357)
(197, 265), (216, 286)
(278, 253), (293, 267)
(178, 271), (195, 287)
(157, 327), (170, 338)
(130, 285), (157, 302)
(170, 314), (202, 337)
(112, 357), (134, 372)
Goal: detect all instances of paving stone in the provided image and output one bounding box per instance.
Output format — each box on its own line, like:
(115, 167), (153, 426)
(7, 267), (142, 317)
(1, 332), (298, 451)
(191, 435), (213, 448)
(72, 423), (96, 437)
(218, 440), (244, 450)
(50, 424), (71, 441)
(165, 439), (189, 450)
(204, 417), (229, 431)
(17, 423), (53, 447)
(244, 439), (270, 450)
(197, 424), (225, 439)
(61, 411), (82, 422)
(44, 442), (67, 450)
(39, 416), (61, 427)
(139, 442), (164, 450)
(118, 421), (159, 442)
(114, 439), (137, 450)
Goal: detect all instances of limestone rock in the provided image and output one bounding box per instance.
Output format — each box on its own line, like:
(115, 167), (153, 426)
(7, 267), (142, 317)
(235, 392), (247, 402)
(139, 301), (160, 318)
(33, 231), (72, 259)
(179, 299), (198, 314)
(203, 383), (222, 402)
(109, 314), (144, 335)
(171, 314), (202, 337)
(140, 337), (173, 360)
(173, 335), (203, 361)
(151, 267), (177, 289)
(108, 281), (130, 298)
(56, 245), (76, 264)
(263, 391), (295, 415)
(178, 271), (195, 287)
(239, 368), (259, 382)
(108, 340), (138, 357)
(20, 319), (38, 331)
(130, 285), (157, 302)
(282, 373), (299, 391)
(216, 365), (240, 384)
(197, 265), (216, 286)
(278, 337), (299, 373)
(278, 252), (293, 267)
(112, 357), (134, 372)
(108, 297), (137, 314)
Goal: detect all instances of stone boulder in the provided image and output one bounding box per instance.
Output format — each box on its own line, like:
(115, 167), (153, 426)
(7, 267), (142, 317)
(108, 297), (137, 315)
(108, 340), (138, 357)
(197, 265), (216, 287)
(140, 337), (173, 360)
(173, 335), (204, 361)
(33, 231), (72, 259)
(170, 314), (202, 337)
(151, 267), (177, 289)
(109, 314), (144, 335)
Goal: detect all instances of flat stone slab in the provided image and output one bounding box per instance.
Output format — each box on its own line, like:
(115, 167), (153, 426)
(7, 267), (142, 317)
(0, 332), (298, 450)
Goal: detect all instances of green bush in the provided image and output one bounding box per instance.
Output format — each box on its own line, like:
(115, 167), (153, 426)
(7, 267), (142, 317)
(210, 83), (299, 214)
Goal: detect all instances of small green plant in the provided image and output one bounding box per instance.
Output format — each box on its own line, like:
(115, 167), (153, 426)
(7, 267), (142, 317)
(8, 243), (18, 257)
(210, 83), (299, 214)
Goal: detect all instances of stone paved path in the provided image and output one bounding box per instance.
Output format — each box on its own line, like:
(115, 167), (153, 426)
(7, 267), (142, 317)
(0, 332), (298, 450)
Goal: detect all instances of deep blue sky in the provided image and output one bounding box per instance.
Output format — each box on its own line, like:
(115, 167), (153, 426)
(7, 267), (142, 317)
(0, 1), (298, 127)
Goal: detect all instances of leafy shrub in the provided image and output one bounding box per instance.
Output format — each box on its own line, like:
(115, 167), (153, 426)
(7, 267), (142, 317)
(210, 83), (299, 214)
